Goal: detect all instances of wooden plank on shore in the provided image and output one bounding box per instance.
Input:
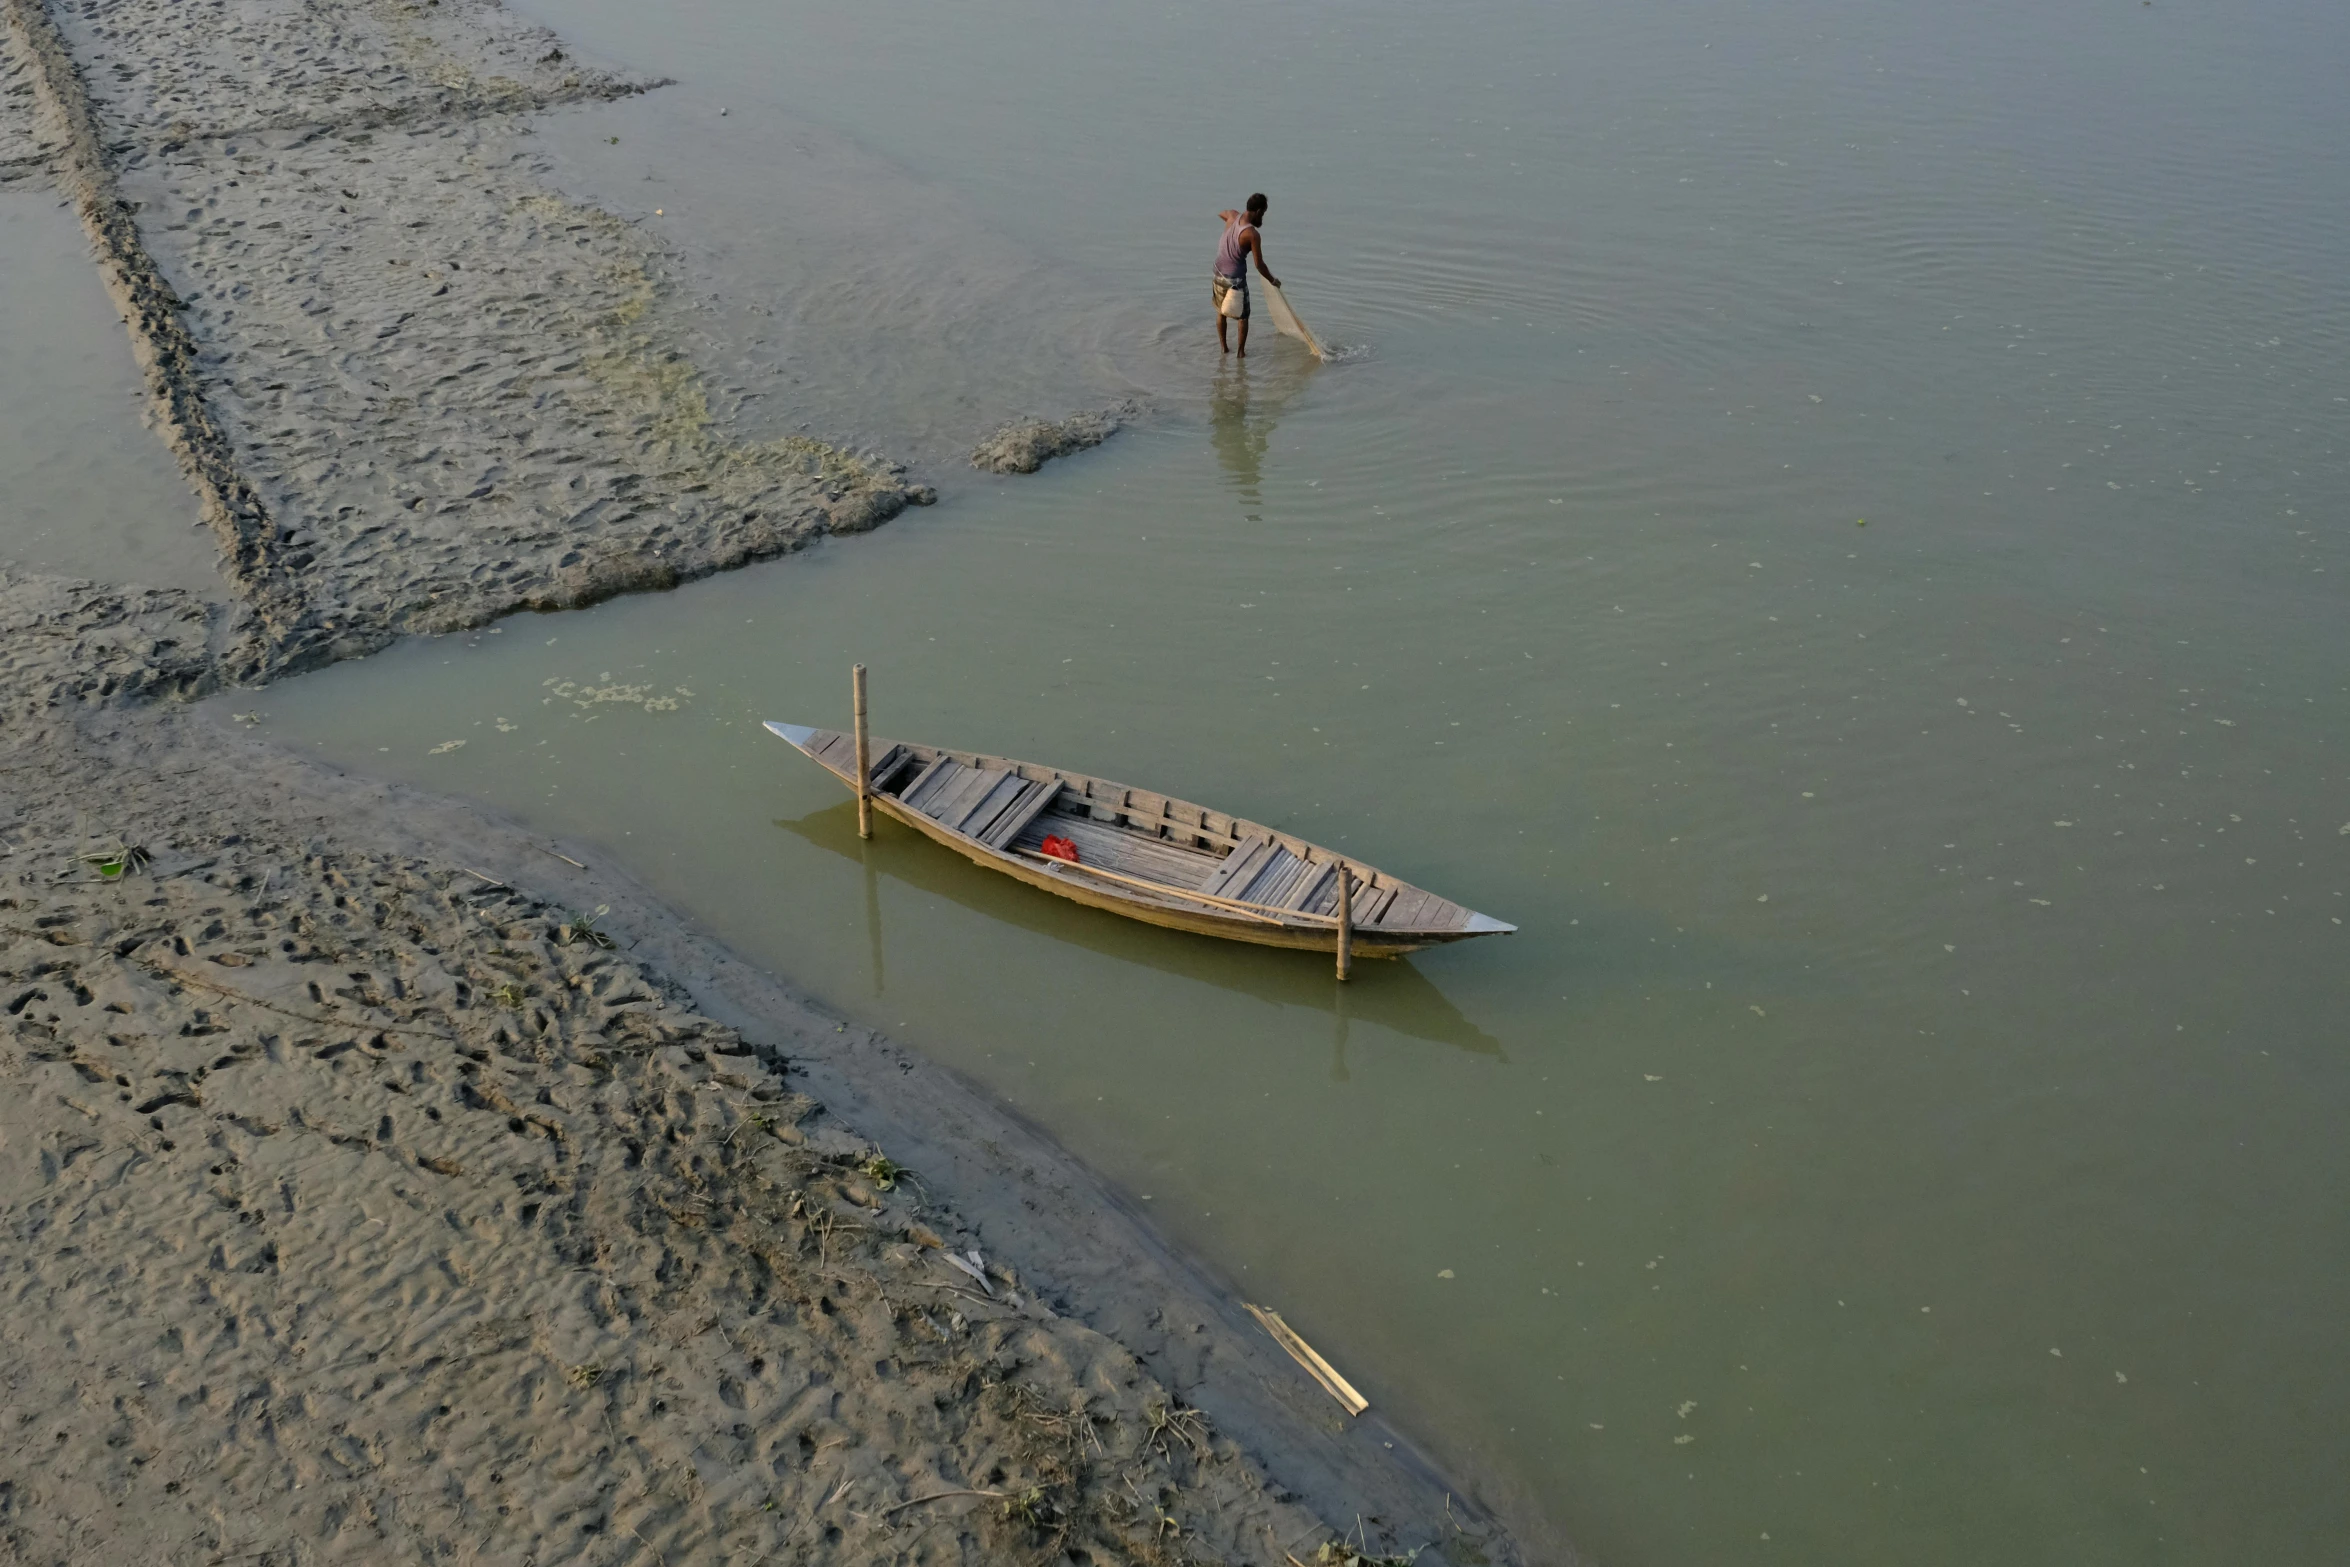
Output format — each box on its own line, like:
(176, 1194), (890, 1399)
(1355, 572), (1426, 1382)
(1243, 1304), (1368, 1417)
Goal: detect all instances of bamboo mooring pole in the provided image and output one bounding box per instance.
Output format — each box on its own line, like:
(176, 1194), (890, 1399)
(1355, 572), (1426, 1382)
(852, 663), (872, 840)
(1335, 866), (1353, 981)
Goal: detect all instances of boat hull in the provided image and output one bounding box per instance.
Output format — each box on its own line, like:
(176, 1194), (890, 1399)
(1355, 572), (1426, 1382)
(873, 790), (1445, 958)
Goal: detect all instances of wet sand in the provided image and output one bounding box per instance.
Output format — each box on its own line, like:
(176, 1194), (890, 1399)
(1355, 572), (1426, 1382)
(0, 1), (1520, 1562)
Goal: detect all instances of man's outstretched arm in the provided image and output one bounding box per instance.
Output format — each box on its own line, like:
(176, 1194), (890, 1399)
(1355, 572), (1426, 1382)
(1249, 231), (1281, 289)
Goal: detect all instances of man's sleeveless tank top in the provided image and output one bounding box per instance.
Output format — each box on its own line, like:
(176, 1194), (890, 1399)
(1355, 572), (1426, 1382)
(1215, 214), (1254, 278)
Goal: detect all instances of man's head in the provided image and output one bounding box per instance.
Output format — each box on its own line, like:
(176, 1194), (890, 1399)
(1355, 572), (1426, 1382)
(1246, 192), (1268, 222)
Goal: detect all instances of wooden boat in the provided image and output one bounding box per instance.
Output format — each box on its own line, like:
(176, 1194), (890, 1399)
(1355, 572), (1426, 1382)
(765, 721), (1514, 958)
(773, 798), (1506, 1053)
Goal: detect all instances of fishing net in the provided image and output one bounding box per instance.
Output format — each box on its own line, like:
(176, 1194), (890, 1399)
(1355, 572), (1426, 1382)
(1259, 280), (1326, 360)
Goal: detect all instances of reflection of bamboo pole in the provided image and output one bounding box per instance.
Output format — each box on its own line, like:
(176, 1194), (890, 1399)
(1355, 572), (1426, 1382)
(862, 846), (884, 1000)
(1330, 971), (1352, 1082)
(1336, 866), (1353, 981)
(852, 664), (871, 840)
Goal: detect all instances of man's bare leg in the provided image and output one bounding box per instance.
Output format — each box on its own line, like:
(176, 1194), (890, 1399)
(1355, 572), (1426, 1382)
(1237, 316), (1250, 357)
(1218, 312), (1230, 354)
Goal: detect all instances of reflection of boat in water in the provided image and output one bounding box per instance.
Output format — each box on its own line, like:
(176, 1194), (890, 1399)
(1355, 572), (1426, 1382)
(775, 798), (1505, 1060)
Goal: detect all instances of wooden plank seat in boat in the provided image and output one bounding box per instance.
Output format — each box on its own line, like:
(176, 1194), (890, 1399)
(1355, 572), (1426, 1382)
(1197, 839), (1399, 922)
(896, 762), (1056, 848)
(1006, 810), (1222, 892)
(1035, 801), (1437, 925)
(765, 721), (1513, 957)
(1199, 836), (1276, 900)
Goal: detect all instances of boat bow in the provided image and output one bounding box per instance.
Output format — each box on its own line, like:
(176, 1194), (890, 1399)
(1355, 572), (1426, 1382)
(764, 720), (819, 750)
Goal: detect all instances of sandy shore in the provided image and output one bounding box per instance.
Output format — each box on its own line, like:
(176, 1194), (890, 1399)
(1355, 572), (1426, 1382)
(0, 2), (1526, 1562)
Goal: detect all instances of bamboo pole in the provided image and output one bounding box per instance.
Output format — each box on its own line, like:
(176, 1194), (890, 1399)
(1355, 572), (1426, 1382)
(1014, 847), (1362, 926)
(1243, 1303), (1369, 1416)
(1335, 866), (1353, 981)
(852, 663), (871, 840)
(1015, 850), (1293, 925)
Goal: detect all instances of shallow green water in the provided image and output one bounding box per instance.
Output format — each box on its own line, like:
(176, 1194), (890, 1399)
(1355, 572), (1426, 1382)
(256, 1), (2347, 1560)
(0, 191), (217, 592)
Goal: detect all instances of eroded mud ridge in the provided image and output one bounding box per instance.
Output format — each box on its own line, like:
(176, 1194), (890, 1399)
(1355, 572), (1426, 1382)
(971, 405), (1135, 476)
(0, 818), (1337, 1564)
(5, 0), (926, 681)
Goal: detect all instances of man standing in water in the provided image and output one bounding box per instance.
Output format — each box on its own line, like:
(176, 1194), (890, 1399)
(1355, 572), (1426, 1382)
(1213, 194), (1281, 356)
